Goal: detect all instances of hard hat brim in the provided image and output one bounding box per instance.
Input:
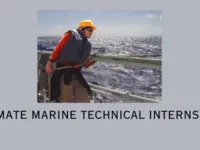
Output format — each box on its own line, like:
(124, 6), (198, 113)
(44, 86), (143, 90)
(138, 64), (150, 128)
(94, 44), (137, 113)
(91, 26), (96, 30)
(78, 25), (96, 30)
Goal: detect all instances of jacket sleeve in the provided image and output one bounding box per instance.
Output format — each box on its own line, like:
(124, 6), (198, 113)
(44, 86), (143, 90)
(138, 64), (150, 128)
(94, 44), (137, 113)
(49, 32), (72, 62)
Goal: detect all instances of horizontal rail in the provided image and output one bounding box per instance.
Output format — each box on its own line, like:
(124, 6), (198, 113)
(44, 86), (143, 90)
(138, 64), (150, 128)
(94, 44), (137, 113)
(37, 50), (161, 70)
(37, 49), (161, 57)
(89, 83), (160, 103)
(93, 53), (161, 65)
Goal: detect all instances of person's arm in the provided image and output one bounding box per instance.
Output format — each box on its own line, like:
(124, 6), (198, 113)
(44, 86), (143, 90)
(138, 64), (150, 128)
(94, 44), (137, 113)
(45, 32), (72, 72)
(84, 43), (96, 68)
(49, 32), (72, 63)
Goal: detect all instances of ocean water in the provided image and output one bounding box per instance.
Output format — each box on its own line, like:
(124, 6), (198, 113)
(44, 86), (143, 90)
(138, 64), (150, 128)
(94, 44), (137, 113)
(38, 35), (162, 102)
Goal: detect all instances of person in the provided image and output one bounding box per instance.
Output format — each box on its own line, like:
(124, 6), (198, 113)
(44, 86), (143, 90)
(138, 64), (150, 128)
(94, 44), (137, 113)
(45, 20), (97, 103)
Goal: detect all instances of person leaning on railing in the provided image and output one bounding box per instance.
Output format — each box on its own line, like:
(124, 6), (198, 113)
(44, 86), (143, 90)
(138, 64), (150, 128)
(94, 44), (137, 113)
(45, 20), (97, 103)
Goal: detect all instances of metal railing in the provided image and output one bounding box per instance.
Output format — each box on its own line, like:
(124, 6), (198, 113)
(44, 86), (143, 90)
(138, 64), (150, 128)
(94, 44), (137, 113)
(37, 50), (161, 103)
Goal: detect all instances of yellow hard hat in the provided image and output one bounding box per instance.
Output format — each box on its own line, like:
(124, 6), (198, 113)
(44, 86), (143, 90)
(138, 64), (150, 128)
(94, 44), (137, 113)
(78, 20), (96, 30)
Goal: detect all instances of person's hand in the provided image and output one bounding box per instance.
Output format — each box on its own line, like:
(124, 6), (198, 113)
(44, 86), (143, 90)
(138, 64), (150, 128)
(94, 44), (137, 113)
(84, 60), (96, 68)
(45, 61), (53, 73)
(74, 64), (81, 69)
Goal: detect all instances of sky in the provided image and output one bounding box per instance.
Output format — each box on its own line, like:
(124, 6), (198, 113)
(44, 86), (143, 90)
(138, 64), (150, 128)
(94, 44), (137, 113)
(38, 10), (162, 37)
